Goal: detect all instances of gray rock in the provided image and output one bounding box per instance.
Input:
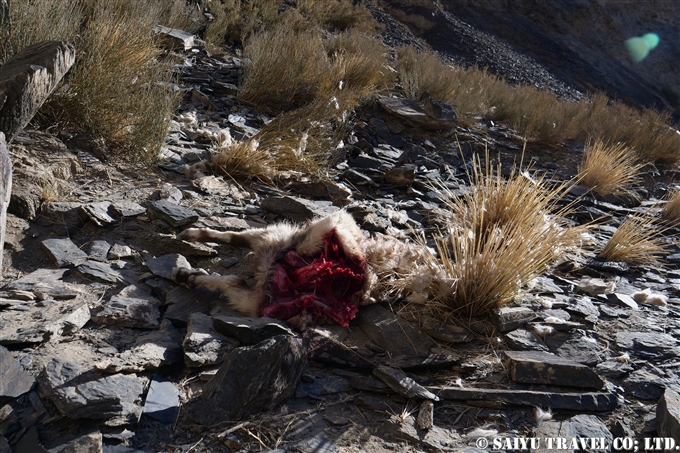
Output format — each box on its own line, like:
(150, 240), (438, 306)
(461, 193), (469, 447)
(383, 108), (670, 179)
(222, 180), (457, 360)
(212, 315), (293, 345)
(290, 436), (338, 453)
(385, 352), (463, 371)
(81, 202), (117, 227)
(260, 196), (338, 221)
(504, 350), (604, 389)
(492, 306), (537, 332)
(295, 376), (352, 398)
(148, 200), (199, 228)
(565, 296), (600, 318)
(39, 202), (87, 231)
(372, 365), (439, 401)
(108, 243), (133, 260)
(305, 329), (374, 369)
(0, 40), (76, 142)
(39, 357), (144, 422)
(5, 268), (68, 290)
(616, 331), (679, 359)
(384, 165), (415, 186)
(89, 240), (112, 262)
(0, 345), (34, 402)
(163, 286), (221, 325)
(555, 334), (606, 366)
(605, 292), (639, 310)
(0, 298), (90, 344)
(0, 134), (9, 277)
(595, 360), (634, 378)
(91, 285), (161, 329)
(41, 238), (88, 267)
(434, 386), (617, 411)
(417, 400), (434, 430)
(183, 313), (238, 367)
(504, 329), (550, 352)
(420, 317), (473, 343)
(153, 25), (195, 51)
(377, 96), (457, 131)
(110, 200), (146, 218)
(657, 388), (680, 442)
(623, 369), (680, 399)
(356, 304), (435, 358)
(348, 153), (385, 170)
(76, 260), (136, 284)
(98, 319), (182, 373)
(534, 414), (612, 452)
(142, 376), (179, 424)
(283, 177), (351, 206)
(188, 335), (306, 423)
(144, 253), (191, 280)
(340, 168), (379, 187)
(47, 431), (103, 453)
(347, 375), (391, 393)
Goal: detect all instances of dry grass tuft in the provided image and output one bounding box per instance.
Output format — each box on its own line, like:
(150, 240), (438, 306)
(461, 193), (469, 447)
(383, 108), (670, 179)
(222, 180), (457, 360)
(577, 139), (643, 198)
(211, 139), (275, 180)
(297, 0), (380, 33)
(404, 153), (583, 318)
(661, 189), (680, 223)
(3, 0), (188, 162)
(597, 213), (669, 266)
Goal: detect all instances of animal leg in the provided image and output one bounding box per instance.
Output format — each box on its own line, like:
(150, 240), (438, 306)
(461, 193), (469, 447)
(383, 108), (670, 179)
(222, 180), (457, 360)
(179, 227), (266, 248)
(173, 267), (261, 316)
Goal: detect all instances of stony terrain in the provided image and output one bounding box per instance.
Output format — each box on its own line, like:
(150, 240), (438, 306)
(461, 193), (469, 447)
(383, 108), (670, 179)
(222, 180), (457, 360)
(2, 4), (680, 453)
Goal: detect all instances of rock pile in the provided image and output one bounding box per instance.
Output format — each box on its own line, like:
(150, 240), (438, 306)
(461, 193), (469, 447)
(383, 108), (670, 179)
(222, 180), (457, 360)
(1, 22), (680, 453)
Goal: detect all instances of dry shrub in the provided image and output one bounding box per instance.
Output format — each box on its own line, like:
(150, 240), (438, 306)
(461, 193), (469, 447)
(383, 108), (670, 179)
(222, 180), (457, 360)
(239, 17), (332, 114)
(577, 139), (643, 198)
(4, 0), (185, 162)
(212, 140), (274, 180)
(203, 0), (280, 46)
(394, 46), (455, 102)
(661, 189), (680, 223)
(297, 0), (379, 33)
(422, 154), (582, 317)
(597, 213), (669, 265)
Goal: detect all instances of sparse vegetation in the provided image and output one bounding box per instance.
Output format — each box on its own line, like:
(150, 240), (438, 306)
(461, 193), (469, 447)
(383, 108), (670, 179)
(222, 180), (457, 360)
(577, 139), (643, 198)
(597, 213), (669, 265)
(661, 189), (680, 222)
(413, 154), (583, 318)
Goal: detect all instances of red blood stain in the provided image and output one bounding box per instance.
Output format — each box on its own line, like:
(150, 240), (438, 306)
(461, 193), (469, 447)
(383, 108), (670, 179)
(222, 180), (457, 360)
(260, 228), (366, 326)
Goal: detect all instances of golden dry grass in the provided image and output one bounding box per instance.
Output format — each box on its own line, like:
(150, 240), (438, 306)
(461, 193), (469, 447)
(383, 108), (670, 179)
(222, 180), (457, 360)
(577, 139), (643, 198)
(211, 140), (275, 180)
(410, 154), (583, 318)
(3, 0), (188, 162)
(597, 213), (669, 265)
(297, 0), (380, 33)
(661, 189), (680, 223)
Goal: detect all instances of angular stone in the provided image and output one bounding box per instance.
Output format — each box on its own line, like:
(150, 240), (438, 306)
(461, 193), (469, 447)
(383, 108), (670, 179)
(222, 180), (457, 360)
(39, 357), (144, 422)
(163, 286), (222, 326)
(505, 329), (550, 352)
(433, 387), (617, 411)
(577, 277), (610, 296)
(144, 253), (191, 280)
(305, 329), (374, 369)
(355, 304), (435, 358)
(284, 177), (351, 206)
(657, 388), (680, 441)
(420, 317), (473, 343)
(0, 134), (9, 277)
(565, 296), (599, 318)
(153, 25), (194, 51)
(188, 335), (307, 423)
(534, 414), (612, 450)
(41, 237), (88, 267)
(347, 375), (391, 393)
(97, 320), (182, 373)
(183, 313), (238, 367)
(492, 306), (537, 332)
(47, 431), (102, 453)
(555, 334), (606, 366)
(108, 243), (134, 260)
(148, 200), (198, 228)
(0, 298), (90, 344)
(110, 200), (146, 218)
(0, 345), (34, 402)
(0, 41), (76, 142)
(616, 331), (679, 360)
(88, 240), (112, 262)
(373, 365), (439, 401)
(384, 165), (415, 186)
(91, 285), (161, 329)
(260, 196), (338, 222)
(5, 268), (68, 291)
(81, 202), (117, 227)
(604, 292), (638, 310)
(296, 376), (352, 398)
(417, 400), (434, 430)
(39, 202), (87, 231)
(212, 315), (293, 345)
(76, 260), (136, 284)
(504, 350), (604, 389)
(378, 96), (457, 131)
(142, 376), (180, 424)
(385, 352), (462, 371)
(623, 369), (680, 400)
(595, 360), (634, 378)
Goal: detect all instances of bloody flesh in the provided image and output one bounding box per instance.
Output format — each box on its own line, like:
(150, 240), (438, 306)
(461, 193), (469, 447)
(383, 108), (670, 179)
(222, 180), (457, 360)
(260, 229), (366, 326)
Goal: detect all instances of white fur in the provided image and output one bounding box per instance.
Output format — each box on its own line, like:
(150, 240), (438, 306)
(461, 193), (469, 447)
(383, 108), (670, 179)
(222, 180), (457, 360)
(633, 288), (668, 307)
(177, 211), (438, 324)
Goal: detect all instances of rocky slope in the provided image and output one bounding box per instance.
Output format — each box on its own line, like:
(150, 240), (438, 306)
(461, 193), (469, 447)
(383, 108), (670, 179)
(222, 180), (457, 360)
(2, 3), (680, 453)
(376, 0), (680, 117)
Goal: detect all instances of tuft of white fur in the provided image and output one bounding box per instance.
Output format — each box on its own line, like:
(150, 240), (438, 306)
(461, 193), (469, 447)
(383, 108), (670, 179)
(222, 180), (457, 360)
(467, 428), (498, 440)
(538, 298), (554, 309)
(534, 407), (553, 423)
(613, 352), (631, 363)
(633, 288), (652, 303)
(543, 316), (565, 324)
(533, 324), (555, 337)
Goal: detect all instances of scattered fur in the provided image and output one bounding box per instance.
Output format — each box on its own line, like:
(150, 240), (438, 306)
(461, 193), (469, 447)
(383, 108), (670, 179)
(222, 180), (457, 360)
(533, 324), (555, 338)
(175, 211), (440, 328)
(534, 407), (553, 424)
(467, 428), (498, 440)
(538, 298), (554, 309)
(633, 288), (668, 307)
